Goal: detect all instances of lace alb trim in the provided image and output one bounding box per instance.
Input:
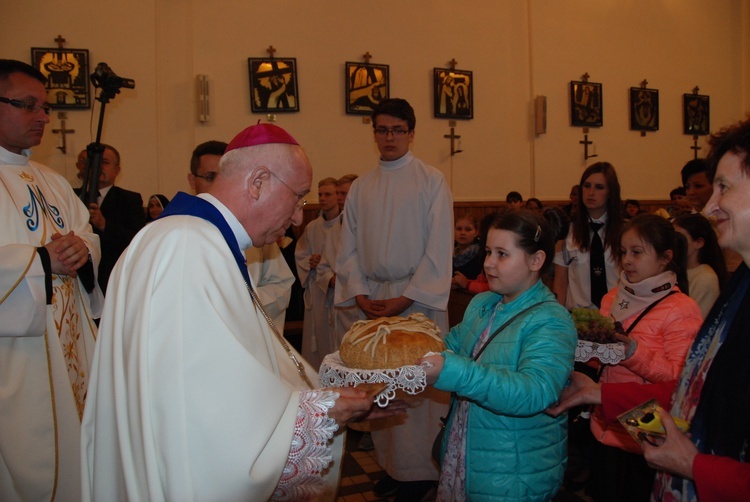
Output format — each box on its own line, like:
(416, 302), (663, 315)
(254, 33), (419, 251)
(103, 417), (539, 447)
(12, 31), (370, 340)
(271, 390), (339, 501)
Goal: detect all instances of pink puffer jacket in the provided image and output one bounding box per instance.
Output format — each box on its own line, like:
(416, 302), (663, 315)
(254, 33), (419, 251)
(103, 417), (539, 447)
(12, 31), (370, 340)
(590, 286), (703, 453)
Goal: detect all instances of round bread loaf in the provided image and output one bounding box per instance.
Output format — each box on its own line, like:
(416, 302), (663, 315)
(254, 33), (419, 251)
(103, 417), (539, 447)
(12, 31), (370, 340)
(339, 313), (444, 369)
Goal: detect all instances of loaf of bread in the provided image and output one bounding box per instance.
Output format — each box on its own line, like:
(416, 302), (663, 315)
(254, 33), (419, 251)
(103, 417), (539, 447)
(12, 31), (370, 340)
(339, 313), (444, 369)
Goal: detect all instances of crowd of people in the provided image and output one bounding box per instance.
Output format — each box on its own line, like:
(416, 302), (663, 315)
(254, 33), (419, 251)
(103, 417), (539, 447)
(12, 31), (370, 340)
(2, 56), (750, 501)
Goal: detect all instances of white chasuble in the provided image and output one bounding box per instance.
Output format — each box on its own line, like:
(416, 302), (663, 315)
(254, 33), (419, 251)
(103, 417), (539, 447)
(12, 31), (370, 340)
(82, 204), (343, 502)
(0, 146), (101, 502)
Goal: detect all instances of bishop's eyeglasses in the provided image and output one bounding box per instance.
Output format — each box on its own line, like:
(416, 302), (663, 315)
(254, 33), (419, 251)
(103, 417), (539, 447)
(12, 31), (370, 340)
(270, 171), (307, 210)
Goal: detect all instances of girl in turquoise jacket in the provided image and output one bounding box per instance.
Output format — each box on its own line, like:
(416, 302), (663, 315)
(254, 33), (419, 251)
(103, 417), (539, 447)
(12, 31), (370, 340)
(423, 210), (577, 501)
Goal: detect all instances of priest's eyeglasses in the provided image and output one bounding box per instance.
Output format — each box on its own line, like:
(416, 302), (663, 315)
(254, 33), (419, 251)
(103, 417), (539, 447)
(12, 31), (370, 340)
(193, 171), (217, 182)
(270, 170), (307, 210)
(0, 97), (52, 115)
(374, 127), (410, 137)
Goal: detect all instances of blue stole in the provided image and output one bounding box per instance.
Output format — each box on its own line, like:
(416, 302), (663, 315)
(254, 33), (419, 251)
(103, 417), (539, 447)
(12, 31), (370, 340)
(160, 192), (252, 287)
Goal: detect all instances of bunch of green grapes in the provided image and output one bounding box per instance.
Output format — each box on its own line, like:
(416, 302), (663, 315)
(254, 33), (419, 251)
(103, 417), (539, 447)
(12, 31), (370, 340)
(571, 308), (618, 343)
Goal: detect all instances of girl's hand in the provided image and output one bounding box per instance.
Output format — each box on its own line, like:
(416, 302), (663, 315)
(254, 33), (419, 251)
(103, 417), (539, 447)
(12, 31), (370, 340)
(613, 333), (637, 359)
(642, 406), (697, 479)
(452, 272), (468, 289)
(419, 354), (444, 385)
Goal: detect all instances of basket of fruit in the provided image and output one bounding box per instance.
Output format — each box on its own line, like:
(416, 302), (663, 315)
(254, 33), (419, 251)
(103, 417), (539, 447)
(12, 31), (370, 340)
(571, 308), (626, 364)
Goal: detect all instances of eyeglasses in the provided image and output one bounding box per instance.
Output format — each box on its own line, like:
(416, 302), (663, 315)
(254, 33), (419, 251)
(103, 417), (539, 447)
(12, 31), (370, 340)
(270, 170), (307, 210)
(0, 97), (52, 115)
(374, 127), (410, 137)
(193, 172), (217, 182)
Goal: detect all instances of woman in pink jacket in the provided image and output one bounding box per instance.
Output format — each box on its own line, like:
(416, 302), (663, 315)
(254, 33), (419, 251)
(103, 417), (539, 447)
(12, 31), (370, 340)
(589, 214), (703, 501)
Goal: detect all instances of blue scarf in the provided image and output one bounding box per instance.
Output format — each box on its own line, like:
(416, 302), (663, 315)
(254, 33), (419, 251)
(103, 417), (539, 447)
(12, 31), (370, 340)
(160, 192), (251, 286)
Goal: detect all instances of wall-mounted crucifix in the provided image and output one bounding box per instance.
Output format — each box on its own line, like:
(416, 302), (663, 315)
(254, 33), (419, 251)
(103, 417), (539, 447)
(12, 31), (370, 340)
(690, 135), (702, 159)
(52, 112), (74, 154)
(266, 45), (276, 59)
(444, 122), (462, 156)
(362, 52), (372, 64)
(579, 127), (597, 161)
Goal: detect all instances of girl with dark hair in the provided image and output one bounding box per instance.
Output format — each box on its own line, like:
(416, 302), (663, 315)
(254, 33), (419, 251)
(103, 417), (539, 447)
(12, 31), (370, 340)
(554, 162), (624, 310)
(587, 214), (703, 502)
(673, 213), (727, 318)
(422, 209), (576, 501)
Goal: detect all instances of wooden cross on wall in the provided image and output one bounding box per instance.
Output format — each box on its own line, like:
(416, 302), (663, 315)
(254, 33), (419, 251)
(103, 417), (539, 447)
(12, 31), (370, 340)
(52, 112), (75, 154)
(579, 127), (597, 161)
(448, 59), (458, 70)
(691, 135), (702, 159)
(266, 45), (276, 59)
(362, 52), (372, 64)
(55, 35), (66, 49)
(444, 127), (462, 156)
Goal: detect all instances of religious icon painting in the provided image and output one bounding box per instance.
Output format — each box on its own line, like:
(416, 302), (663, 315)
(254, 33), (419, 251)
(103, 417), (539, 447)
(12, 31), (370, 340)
(345, 62), (389, 115)
(247, 58), (299, 113)
(629, 87), (659, 132)
(433, 68), (473, 120)
(31, 48), (90, 109)
(683, 93), (710, 135)
(570, 80), (603, 127)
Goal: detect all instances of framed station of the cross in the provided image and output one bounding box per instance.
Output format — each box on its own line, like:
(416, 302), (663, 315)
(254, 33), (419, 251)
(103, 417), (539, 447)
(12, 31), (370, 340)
(345, 62), (389, 115)
(433, 68), (473, 120)
(683, 93), (709, 135)
(31, 47), (90, 109)
(570, 80), (603, 127)
(247, 57), (299, 113)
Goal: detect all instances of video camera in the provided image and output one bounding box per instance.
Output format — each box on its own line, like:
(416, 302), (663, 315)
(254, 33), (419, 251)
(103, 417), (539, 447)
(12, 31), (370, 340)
(90, 62), (135, 93)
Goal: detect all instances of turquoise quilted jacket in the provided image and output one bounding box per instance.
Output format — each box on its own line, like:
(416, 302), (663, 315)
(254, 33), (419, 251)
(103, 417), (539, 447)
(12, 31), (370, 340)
(434, 280), (576, 501)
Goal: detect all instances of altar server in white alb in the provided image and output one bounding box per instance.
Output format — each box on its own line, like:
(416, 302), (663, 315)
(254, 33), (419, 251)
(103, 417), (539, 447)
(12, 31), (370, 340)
(81, 123), (403, 501)
(334, 98), (454, 500)
(296, 177), (342, 368)
(0, 59), (102, 502)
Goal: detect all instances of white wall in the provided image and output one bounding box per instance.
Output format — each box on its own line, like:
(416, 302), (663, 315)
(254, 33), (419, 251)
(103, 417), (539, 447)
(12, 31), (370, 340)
(2, 0), (747, 203)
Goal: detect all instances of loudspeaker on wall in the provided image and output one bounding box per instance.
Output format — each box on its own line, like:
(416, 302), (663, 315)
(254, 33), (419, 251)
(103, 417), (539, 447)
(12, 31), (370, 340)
(197, 75), (209, 123)
(534, 95), (547, 135)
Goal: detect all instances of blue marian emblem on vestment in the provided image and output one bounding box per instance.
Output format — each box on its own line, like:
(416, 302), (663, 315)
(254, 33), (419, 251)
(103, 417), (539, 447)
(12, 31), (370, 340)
(23, 184), (64, 232)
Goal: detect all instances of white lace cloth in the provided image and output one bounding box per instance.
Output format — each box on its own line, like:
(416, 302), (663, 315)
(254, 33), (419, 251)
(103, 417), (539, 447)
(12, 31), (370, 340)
(575, 340), (626, 365)
(318, 351), (430, 407)
(271, 389), (339, 501)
